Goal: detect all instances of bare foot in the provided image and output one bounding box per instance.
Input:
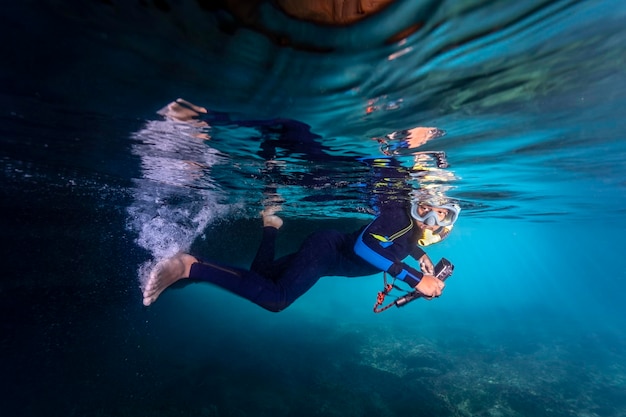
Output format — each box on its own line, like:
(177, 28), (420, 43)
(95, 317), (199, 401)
(142, 253), (197, 306)
(261, 208), (283, 229)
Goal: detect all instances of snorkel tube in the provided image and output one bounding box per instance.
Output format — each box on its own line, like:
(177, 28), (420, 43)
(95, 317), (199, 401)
(417, 226), (453, 246)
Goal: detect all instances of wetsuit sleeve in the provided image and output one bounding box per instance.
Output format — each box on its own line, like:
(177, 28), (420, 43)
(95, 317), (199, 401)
(353, 223), (423, 288)
(411, 246), (426, 261)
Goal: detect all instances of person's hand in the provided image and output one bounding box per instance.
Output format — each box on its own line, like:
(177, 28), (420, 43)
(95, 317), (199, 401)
(418, 254), (434, 275)
(415, 275), (445, 299)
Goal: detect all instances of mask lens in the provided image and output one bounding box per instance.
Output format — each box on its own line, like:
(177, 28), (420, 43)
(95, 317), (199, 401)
(442, 210), (455, 225)
(419, 205), (455, 226)
(411, 202), (460, 227)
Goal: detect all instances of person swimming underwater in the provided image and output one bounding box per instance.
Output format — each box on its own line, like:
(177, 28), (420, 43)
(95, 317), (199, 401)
(141, 197), (460, 312)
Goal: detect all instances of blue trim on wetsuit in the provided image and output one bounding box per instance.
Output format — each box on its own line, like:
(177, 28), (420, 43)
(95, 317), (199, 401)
(353, 229), (394, 271)
(353, 226), (423, 288)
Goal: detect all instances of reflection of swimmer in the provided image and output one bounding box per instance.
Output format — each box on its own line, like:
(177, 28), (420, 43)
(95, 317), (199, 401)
(161, 98), (349, 164)
(142, 196), (460, 312)
(376, 127), (445, 156)
(157, 98), (211, 140)
(158, 98), (208, 123)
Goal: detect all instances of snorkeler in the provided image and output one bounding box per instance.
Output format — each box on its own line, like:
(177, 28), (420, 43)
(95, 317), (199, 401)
(142, 198), (460, 312)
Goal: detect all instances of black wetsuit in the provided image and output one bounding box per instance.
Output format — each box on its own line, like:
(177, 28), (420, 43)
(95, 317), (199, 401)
(189, 202), (426, 312)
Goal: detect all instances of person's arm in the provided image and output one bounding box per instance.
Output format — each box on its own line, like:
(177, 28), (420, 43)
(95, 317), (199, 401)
(353, 230), (423, 287)
(353, 212), (424, 285)
(354, 213), (445, 296)
(418, 254), (435, 275)
(409, 247), (442, 296)
(354, 231), (444, 298)
(410, 246), (434, 275)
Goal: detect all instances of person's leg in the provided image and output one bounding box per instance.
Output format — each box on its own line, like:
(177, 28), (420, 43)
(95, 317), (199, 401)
(250, 226), (279, 276)
(250, 209), (282, 275)
(142, 253), (274, 309)
(261, 209), (283, 229)
(189, 229), (347, 312)
(188, 260), (285, 310)
(266, 230), (347, 307)
(142, 211), (284, 308)
(142, 253), (198, 306)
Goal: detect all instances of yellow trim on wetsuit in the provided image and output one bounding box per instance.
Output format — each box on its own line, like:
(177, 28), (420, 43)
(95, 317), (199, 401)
(369, 219), (413, 243)
(388, 221), (413, 241)
(370, 233), (390, 242)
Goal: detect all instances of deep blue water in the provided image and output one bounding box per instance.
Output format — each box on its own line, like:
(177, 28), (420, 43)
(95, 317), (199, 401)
(2, 1), (626, 416)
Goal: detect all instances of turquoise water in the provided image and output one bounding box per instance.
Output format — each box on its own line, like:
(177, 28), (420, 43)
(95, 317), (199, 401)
(2, 1), (626, 416)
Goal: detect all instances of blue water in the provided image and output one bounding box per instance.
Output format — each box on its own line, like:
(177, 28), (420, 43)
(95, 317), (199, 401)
(2, 1), (626, 416)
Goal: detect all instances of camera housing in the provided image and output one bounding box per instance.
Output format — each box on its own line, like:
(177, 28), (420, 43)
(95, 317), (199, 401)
(395, 258), (454, 307)
(434, 258), (454, 281)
